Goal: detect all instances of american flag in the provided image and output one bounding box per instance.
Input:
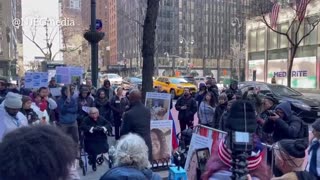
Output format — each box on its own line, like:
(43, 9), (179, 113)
(270, 1), (280, 29)
(296, 0), (309, 22)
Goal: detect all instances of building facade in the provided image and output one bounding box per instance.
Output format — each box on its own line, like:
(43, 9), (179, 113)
(0, 0), (18, 79)
(110, 0), (252, 81)
(246, 0), (320, 89)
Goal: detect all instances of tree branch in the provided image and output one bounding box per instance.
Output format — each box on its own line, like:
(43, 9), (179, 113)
(23, 30), (47, 56)
(261, 15), (295, 46)
(297, 19), (320, 45)
(117, 8), (144, 27)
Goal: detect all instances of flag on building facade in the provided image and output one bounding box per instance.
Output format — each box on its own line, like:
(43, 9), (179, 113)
(296, 0), (309, 22)
(270, 1), (280, 29)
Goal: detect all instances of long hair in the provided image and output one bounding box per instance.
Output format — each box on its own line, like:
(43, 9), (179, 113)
(114, 133), (150, 170)
(151, 128), (170, 160)
(203, 92), (217, 107)
(0, 126), (77, 180)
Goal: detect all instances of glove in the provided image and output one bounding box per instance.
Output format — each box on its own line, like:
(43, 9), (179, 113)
(102, 127), (107, 133)
(89, 127), (94, 133)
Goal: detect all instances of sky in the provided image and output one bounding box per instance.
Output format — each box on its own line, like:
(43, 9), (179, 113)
(21, 0), (62, 62)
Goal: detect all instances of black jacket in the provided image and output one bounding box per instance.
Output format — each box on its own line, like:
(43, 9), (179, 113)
(80, 116), (112, 155)
(110, 95), (129, 120)
(213, 103), (227, 129)
(263, 102), (303, 142)
(21, 108), (39, 125)
(94, 98), (112, 121)
(120, 101), (152, 161)
(175, 95), (197, 122)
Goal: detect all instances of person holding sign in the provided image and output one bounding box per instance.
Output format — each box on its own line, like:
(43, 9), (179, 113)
(57, 86), (79, 144)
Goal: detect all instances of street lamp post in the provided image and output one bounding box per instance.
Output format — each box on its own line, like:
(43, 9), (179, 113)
(179, 36), (194, 72)
(231, 17), (242, 81)
(84, 0), (105, 88)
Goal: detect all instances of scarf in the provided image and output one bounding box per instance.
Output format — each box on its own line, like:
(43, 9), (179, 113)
(218, 140), (263, 171)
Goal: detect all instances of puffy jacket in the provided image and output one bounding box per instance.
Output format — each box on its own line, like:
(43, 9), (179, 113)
(263, 102), (303, 142)
(100, 166), (161, 180)
(175, 95), (197, 121)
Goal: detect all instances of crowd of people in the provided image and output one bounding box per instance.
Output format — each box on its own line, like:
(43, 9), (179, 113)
(0, 74), (320, 179)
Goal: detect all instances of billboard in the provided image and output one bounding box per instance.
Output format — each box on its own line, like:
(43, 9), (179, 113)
(267, 57), (317, 88)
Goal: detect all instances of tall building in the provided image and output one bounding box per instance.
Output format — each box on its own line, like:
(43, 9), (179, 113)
(111, 0), (252, 80)
(246, 0), (320, 89)
(0, 0), (18, 78)
(107, 0), (118, 66)
(16, 0), (24, 77)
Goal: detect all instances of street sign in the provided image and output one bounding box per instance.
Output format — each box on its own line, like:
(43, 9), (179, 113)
(96, 19), (102, 31)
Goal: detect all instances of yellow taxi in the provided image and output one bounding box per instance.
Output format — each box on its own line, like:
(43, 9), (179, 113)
(153, 77), (197, 98)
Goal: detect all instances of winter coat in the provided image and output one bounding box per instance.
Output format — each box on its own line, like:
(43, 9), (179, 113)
(57, 96), (78, 124)
(110, 95), (129, 122)
(0, 107), (28, 142)
(257, 105), (276, 144)
(100, 166), (161, 180)
(263, 102), (303, 142)
(213, 103), (227, 130)
(120, 101), (152, 161)
(80, 116), (112, 155)
(198, 101), (215, 126)
(20, 108), (39, 125)
(219, 111), (229, 131)
(98, 87), (115, 100)
(94, 98), (112, 122)
(175, 95), (197, 122)
(31, 103), (50, 124)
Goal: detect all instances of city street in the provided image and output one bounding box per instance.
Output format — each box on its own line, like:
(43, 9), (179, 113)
(77, 100), (196, 179)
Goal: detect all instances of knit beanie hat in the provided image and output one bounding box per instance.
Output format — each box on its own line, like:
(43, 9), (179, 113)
(278, 139), (308, 158)
(312, 119), (320, 132)
(4, 92), (22, 109)
(225, 100), (257, 133)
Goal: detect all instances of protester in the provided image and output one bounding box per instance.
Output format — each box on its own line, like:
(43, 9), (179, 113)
(85, 78), (97, 97)
(20, 96), (40, 125)
(263, 102), (307, 143)
(100, 133), (161, 180)
(48, 77), (59, 88)
(30, 91), (50, 124)
(198, 92), (216, 127)
(57, 86), (79, 144)
(306, 119), (320, 178)
(213, 93), (228, 129)
(120, 89), (153, 161)
(0, 78), (8, 103)
(94, 89), (112, 123)
(242, 87), (263, 114)
(19, 77), (32, 96)
(0, 92), (28, 141)
(225, 80), (241, 100)
(0, 125), (79, 180)
(219, 99), (236, 131)
(110, 87), (129, 140)
(195, 83), (207, 107)
(206, 79), (219, 100)
(80, 107), (112, 171)
(175, 88), (197, 131)
(38, 87), (58, 123)
(272, 139), (308, 177)
(203, 100), (271, 180)
(76, 85), (94, 126)
(99, 79), (115, 100)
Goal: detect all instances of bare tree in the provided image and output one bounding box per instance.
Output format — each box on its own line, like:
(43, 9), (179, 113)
(259, 0), (320, 87)
(141, 0), (160, 99)
(23, 18), (81, 62)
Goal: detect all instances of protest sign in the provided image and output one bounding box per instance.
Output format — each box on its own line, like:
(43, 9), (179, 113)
(150, 120), (172, 167)
(49, 87), (61, 97)
(55, 66), (83, 85)
(185, 134), (213, 180)
(145, 92), (171, 120)
(24, 72), (48, 89)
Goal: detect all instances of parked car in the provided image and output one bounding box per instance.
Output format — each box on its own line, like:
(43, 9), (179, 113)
(122, 77), (142, 90)
(153, 77), (197, 98)
(238, 81), (320, 124)
(100, 73), (123, 86)
(181, 76), (196, 86)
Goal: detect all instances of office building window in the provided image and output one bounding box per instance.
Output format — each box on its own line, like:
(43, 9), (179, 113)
(279, 23), (289, 48)
(304, 22), (317, 45)
(257, 29), (265, 51)
(249, 30), (257, 52)
(69, 0), (81, 9)
(268, 29), (278, 50)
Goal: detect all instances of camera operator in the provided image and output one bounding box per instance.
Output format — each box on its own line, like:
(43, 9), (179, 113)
(262, 102), (307, 143)
(80, 107), (112, 171)
(202, 100), (271, 180)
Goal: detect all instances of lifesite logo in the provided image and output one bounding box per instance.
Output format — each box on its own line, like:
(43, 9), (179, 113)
(12, 17), (75, 28)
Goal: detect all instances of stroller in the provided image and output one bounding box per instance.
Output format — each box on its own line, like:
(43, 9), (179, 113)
(79, 129), (113, 176)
